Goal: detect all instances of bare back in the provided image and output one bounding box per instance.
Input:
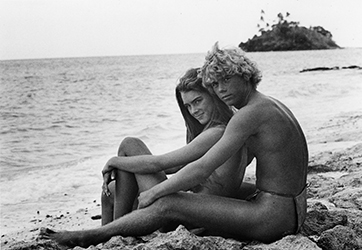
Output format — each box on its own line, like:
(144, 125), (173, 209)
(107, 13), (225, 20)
(243, 92), (308, 196)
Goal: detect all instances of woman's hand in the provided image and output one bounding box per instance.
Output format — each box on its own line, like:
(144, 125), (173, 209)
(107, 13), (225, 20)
(102, 157), (117, 176)
(101, 157), (118, 196)
(102, 171), (112, 196)
(138, 188), (158, 209)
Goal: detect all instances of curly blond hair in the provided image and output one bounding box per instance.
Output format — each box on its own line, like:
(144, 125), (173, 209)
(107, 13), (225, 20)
(199, 42), (262, 89)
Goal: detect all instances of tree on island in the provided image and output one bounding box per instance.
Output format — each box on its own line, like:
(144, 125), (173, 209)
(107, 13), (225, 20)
(239, 11), (340, 52)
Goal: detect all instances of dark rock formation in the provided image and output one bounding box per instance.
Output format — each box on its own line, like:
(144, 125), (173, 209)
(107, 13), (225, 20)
(300, 208), (348, 236)
(318, 226), (360, 250)
(300, 65), (362, 73)
(239, 12), (340, 52)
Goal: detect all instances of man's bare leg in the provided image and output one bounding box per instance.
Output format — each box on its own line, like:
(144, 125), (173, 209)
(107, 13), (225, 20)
(40, 189), (297, 248)
(156, 191), (297, 242)
(39, 197), (169, 248)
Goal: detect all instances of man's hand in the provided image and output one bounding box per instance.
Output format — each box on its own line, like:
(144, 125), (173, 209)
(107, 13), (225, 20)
(138, 188), (158, 209)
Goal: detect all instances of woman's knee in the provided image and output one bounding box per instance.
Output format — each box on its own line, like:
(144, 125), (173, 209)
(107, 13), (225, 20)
(122, 137), (142, 146)
(118, 137), (150, 156)
(118, 137), (139, 154)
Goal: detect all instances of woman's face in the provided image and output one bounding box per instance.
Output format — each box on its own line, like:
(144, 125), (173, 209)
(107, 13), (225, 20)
(181, 90), (214, 125)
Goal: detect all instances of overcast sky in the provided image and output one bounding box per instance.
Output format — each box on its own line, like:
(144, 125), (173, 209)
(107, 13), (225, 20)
(1, 0), (361, 60)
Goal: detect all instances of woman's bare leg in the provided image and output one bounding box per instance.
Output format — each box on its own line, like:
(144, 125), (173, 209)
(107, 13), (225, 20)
(102, 137), (167, 224)
(236, 182), (257, 199)
(101, 181), (115, 225)
(114, 137), (167, 215)
(113, 170), (138, 219)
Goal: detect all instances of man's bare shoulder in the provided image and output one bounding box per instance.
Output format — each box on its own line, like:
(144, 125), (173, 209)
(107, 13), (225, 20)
(232, 94), (273, 123)
(227, 94), (292, 141)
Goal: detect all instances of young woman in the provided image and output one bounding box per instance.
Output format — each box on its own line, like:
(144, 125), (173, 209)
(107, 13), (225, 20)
(100, 67), (249, 225)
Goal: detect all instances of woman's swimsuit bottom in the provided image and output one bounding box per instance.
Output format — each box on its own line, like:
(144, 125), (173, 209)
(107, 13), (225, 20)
(246, 185), (307, 233)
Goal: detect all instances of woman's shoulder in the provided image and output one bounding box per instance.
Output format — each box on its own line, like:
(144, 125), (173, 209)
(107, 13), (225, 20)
(188, 124), (225, 149)
(203, 124), (226, 135)
(212, 124), (227, 130)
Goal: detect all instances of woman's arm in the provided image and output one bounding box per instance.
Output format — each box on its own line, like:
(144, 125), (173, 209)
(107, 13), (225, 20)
(163, 165), (183, 175)
(102, 127), (225, 175)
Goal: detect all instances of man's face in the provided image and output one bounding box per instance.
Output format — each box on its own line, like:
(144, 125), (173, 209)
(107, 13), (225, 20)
(211, 75), (248, 109)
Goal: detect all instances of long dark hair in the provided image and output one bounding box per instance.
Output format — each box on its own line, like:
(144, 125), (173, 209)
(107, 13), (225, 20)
(176, 68), (233, 143)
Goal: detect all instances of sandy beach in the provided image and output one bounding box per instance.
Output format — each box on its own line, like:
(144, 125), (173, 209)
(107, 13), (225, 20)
(2, 140), (361, 249)
(1, 52), (361, 249)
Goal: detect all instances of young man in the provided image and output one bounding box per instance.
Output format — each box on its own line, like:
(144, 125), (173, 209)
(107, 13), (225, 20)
(39, 44), (308, 247)
(138, 43), (308, 239)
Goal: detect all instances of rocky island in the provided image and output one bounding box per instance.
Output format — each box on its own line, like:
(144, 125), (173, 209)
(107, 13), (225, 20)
(239, 11), (340, 52)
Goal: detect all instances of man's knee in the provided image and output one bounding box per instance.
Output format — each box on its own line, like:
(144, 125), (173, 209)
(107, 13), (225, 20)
(150, 195), (178, 219)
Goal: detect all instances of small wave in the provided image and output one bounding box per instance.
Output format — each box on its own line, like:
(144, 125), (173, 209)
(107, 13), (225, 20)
(52, 120), (66, 124)
(28, 127), (46, 131)
(49, 125), (62, 129)
(0, 155), (105, 206)
(88, 120), (102, 124)
(65, 124), (80, 128)
(157, 113), (170, 118)
(101, 118), (119, 122)
(287, 89), (311, 98)
(17, 128), (29, 132)
(0, 128), (21, 135)
(0, 112), (27, 119)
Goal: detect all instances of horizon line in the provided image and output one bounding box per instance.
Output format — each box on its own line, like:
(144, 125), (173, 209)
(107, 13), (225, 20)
(1, 46), (361, 62)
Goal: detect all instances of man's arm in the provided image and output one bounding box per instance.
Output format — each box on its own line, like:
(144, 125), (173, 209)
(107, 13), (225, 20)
(138, 107), (260, 208)
(102, 127), (225, 175)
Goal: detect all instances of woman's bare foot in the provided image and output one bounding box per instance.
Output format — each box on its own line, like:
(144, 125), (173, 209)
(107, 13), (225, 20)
(38, 227), (96, 248)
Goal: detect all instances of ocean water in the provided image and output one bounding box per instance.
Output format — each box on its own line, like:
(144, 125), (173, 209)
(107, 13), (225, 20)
(1, 48), (362, 234)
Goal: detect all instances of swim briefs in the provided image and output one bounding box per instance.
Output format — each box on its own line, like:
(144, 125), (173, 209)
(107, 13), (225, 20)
(246, 185), (307, 233)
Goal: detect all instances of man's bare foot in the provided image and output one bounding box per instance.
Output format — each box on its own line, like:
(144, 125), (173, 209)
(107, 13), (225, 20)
(38, 227), (94, 248)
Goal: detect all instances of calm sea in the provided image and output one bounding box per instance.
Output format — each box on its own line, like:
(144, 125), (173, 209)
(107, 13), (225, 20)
(1, 49), (362, 234)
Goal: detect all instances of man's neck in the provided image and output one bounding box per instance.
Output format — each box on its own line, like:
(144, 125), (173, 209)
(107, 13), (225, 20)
(235, 89), (257, 109)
